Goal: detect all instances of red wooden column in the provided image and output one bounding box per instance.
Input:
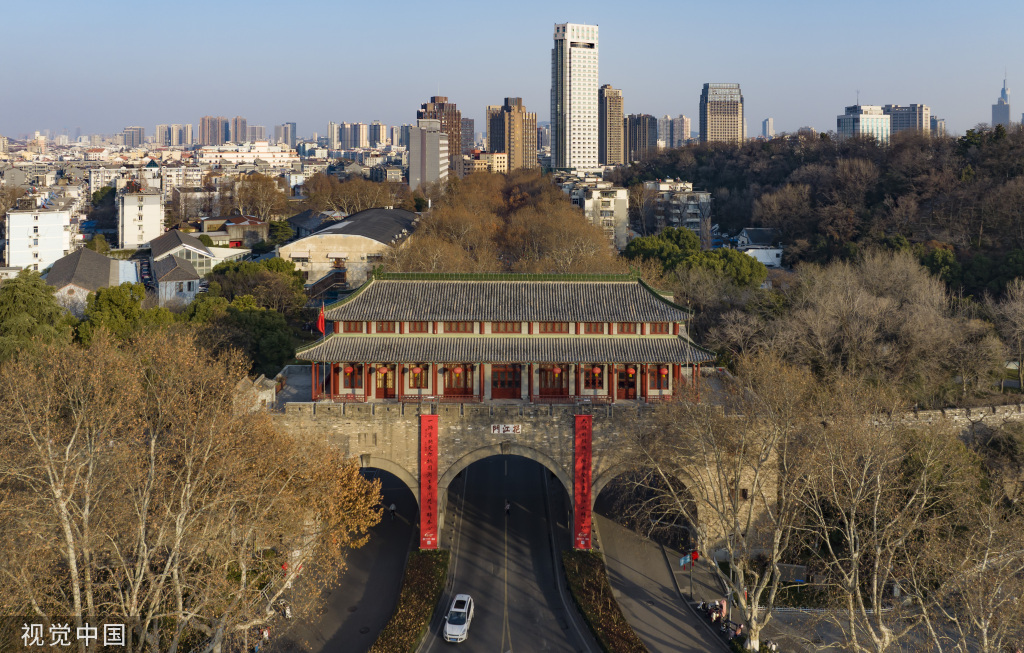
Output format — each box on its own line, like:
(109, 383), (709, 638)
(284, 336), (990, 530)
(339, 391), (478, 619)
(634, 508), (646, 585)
(397, 365), (404, 401)
(419, 415), (439, 549)
(311, 363), (317, 399)
(574, 415), (593, 549)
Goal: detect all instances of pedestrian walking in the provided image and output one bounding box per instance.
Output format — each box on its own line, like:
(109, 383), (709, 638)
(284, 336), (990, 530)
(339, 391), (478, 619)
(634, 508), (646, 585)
(389, 503), (396, 520)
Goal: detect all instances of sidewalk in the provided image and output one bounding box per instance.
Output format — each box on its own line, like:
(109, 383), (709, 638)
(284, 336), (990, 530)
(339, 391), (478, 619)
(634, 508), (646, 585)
(594, 514), (728, 653)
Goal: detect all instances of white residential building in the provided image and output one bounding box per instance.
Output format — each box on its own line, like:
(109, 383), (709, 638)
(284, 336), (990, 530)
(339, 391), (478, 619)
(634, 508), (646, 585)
(555, 174), (629, 250)
(551, 23), (599, 172)
(160, 165), (205, 198)
(117, 189), (164, 249)
(4, 208), (73, 272)
(195, 141), (300, 166)
(643, 179), (714, 242)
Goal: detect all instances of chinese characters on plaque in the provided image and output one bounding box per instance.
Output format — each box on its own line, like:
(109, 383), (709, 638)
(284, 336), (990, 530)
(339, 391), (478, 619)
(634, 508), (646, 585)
(490, 424), (522, 435)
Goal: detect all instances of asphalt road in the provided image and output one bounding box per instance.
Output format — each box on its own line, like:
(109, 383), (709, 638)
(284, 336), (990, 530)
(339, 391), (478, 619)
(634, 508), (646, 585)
(279, 471), (416, 653)
(420, 456), (597, 653)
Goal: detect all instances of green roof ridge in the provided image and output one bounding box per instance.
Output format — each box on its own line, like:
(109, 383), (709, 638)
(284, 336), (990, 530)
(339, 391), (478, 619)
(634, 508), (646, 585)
(372, 271), (638, 282)
(295, 333), (338, 355)
(638, 277), (693, 316)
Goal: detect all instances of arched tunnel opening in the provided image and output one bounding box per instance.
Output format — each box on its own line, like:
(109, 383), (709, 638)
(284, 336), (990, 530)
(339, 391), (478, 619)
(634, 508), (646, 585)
(595, 469), (697, 552)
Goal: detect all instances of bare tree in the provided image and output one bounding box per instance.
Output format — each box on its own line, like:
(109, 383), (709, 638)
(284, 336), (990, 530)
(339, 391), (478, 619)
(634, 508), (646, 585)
(987, 277), (1024, 391)
(235, 173), (288, 221)
(622, 354), (817, 651)
(0, 330), (381, 652)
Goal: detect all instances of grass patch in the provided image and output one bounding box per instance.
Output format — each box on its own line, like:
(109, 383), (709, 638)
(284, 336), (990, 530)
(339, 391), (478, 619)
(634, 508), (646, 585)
(370, 549), (449, 653)
(563, 550), (648, 653)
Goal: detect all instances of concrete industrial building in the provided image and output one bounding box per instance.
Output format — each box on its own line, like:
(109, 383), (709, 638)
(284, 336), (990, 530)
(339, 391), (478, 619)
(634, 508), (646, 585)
(699, 83), (745, 144)
(598, 85), (624, 166)
(837, 105), (891, 142)
(485, 98), (538, 172)
(417, 97), (461, 172)
(409, 119), (449, 191)
(551, 23), (599, 171)
(278, 207), (420, 286)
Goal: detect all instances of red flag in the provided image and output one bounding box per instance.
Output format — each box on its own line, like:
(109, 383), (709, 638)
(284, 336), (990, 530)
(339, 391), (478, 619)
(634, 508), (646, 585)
(317, 303), (325, 335)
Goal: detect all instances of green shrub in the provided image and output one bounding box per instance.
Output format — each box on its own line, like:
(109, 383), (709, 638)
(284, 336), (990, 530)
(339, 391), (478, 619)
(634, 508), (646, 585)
(562, 550), (647, 653)
(370, 549), (449, 653)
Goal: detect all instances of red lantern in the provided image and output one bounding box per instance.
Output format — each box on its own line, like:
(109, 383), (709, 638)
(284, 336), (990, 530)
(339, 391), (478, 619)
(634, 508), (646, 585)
(592, 366), (601, 375)
(412, 366), (422, 374)
(627, 367), (636, 375)
(660, 367), (669, 375)
(454, 366), (463, 375)
(553, 366), (562, 375)
(378, 366), (389, 375)
(344, 366), (353, 373)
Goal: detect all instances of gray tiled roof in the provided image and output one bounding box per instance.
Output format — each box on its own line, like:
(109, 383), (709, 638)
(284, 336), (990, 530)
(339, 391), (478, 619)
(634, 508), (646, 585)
(45, 247), (116, 292)
(152, 255), (200, 282)
(315, 207), (419, 243)
(150, 229), (212, 260)
(296, 335), (714, 365)
(325, 276), (690, 323)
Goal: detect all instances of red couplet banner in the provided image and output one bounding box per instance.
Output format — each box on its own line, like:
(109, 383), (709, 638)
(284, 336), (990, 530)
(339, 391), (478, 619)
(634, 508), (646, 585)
(420, 415), (439, 549)
(574, 415), (593, 549)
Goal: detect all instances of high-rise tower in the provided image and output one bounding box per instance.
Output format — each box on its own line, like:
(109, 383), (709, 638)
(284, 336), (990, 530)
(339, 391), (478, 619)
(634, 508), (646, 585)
(699, 83), (744, 144)
(551, 23), (599, 171)
(993, 77), (1011, 128)
(417, 97), (461, 172)
(598, 84), (623, 165)
(486, 98), (538, 171)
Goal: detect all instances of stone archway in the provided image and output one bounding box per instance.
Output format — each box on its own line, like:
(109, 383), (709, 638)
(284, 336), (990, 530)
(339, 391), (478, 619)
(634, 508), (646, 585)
(438, 442), (573, 500)
(593, 462), (699, 550)
(358, 454), (420, 505)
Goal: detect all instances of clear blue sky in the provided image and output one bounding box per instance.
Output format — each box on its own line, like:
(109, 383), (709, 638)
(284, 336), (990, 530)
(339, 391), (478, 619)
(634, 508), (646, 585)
(3, 0), (1021, 139)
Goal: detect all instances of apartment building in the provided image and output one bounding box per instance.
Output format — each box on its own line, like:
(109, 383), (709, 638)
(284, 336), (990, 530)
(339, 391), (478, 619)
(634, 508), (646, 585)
(699, 83), (745, 144)
(485, 98), (538, 171)
(117, 188), (164, 249)
(3, 207), (73, 271)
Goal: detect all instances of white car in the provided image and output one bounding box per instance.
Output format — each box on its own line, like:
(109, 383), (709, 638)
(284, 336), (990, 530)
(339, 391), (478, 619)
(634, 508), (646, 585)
(443, 594), (474, 643)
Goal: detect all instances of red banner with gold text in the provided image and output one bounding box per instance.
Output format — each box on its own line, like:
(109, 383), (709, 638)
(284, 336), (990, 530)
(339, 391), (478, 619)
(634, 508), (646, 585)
(574, 415), (593, 549)
(419, 415), (439, 549)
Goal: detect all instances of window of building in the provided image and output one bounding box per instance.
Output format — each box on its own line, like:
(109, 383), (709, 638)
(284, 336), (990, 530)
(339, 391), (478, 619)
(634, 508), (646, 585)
(584, 365), (604, 389)
(650, 323), (670, 334)
(32, 238), (38, 246)
(583, 322), (604, 334)
(491, 322), (521, 333)
(409, 321), (430, 333)
(649, 366), (670, 390)
(343, 364), (362, 389)
(376, 321), (396, 333)
(343, 321), (364, 333)
(291, 256), (309, 263)
(187, 281), (195, 292)
(175, 282), (184, 292)
(409, 365), (429, 389)
(444, 321), (473, 333)
(540, 322), (569, 334)
(617, 322), (637, 334)
(32, 226), (37, 234)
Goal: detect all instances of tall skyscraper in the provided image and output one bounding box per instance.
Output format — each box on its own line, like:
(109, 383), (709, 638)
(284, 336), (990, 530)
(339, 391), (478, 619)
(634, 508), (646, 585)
(460, 118), (475, 154)
(274, 123), (296, 147)
(231, 116), (247, 143)
(699, 83), (745, 144)
(199, 116), (227, 146)
(762, 118), (775, 138)
(417, 97), (461, 171)
(391, 125), (412, 148)
(155, 124), (170, 146)
(485, 98), (538, 171)
(930, 116), (947, 137)
(551, 23), (599, 171)
(328, 121), (339, 150)
(657, 115), (672, 147)
(122, 126), (145, 149)
(837, 105), (891, 142)
(598, 84), (624, 165)
(285, 122), (297, 147)
(247, 125), (265, 141)
(369, 120), (388, 147)
(882, 105), (930, 135)
(993, 77), (1011, 128)
(409, 119), (449, 191)
(671, 115), (691, 146)
(625, 114), (658, 161)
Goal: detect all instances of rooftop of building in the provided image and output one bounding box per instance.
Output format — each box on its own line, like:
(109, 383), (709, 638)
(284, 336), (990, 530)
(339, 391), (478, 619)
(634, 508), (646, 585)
(307, 207), (419, 243)
(150, 229), (212, 259)
(152, 255), (200, 282)
(45, 247), (118, 292)
(324, 271), (690, 323)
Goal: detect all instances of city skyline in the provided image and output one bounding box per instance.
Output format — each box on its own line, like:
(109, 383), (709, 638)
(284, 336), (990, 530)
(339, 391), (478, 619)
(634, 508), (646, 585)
(2, 0), (1022, 139)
